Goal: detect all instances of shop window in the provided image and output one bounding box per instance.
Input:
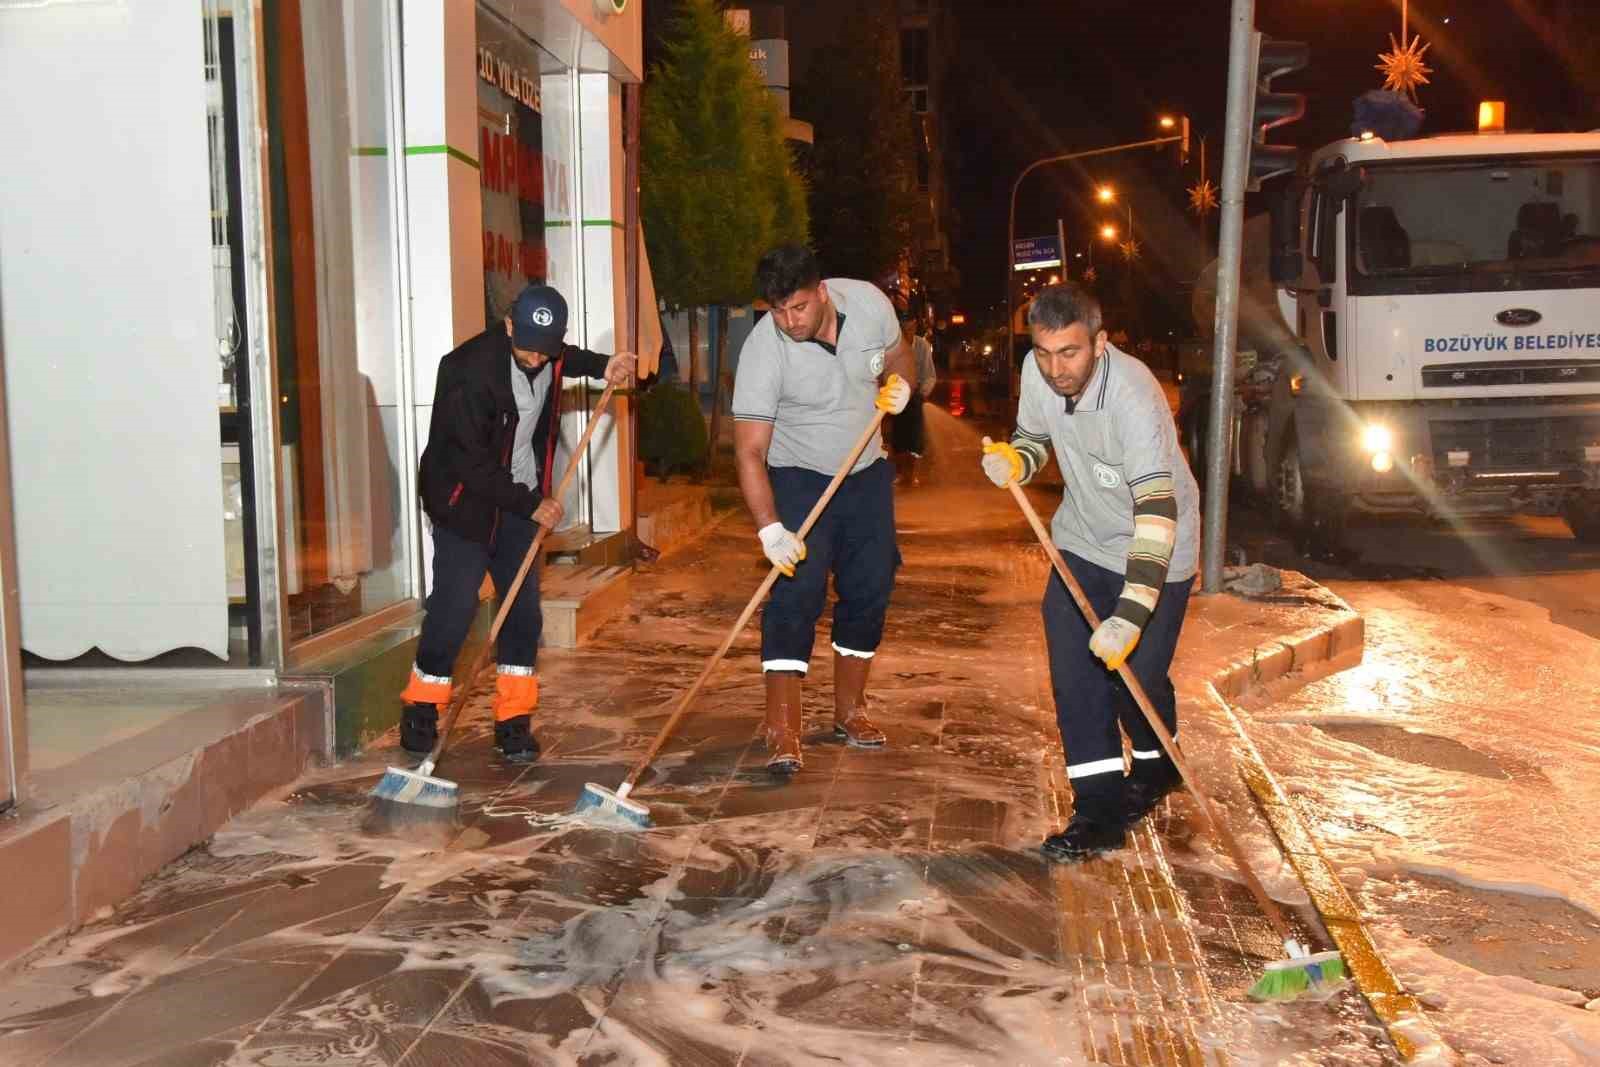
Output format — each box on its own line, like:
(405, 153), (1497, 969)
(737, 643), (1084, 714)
(264, 0), (413, 643)
(477, 5), (570, 317)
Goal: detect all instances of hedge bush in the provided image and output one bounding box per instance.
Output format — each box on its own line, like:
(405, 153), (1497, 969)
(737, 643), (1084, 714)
(639, 384), (708, 480)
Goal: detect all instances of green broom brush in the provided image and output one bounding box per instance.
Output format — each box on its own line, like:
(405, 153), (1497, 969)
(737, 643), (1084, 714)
(1249, 946), (1347, 1001)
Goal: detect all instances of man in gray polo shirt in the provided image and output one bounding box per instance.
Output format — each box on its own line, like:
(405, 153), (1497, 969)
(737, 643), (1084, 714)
(982, 283), (1199, 860)
(732, 245), (914, 775)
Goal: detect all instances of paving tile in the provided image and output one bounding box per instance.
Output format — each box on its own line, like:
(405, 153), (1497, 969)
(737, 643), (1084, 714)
(0, 444), (1391, 1066)
(45, 957), (319, 1067)
(197, 861), (398, 957)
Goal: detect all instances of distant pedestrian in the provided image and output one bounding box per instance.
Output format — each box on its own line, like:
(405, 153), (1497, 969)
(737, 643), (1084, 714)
(981, 283), (1199, 861)
(888, 311), (937, 486)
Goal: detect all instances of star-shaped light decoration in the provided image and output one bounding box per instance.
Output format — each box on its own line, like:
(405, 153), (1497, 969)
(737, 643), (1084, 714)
(1377, 32), (1431, 100)
(1082, 266), (1098, 284)
(1118, 238), (1141, 262)
(1188, 177), (1218, 218)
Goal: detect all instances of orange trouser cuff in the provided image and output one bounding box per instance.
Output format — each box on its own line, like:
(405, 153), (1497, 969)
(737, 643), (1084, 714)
(400, 670), (452, 706)
(493, 672), (540, 721)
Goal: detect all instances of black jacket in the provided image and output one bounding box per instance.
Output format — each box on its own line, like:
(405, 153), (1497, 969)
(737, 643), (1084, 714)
(418, 325), (611, 546)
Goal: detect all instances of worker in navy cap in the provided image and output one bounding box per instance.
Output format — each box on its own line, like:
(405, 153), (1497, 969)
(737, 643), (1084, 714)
(399, 284), (635, 763)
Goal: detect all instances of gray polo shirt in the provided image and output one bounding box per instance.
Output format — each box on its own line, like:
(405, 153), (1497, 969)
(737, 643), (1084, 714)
(732, 277), (900, 475)
(1017, 344), (1200, 580)
(509, 356), (552, 492)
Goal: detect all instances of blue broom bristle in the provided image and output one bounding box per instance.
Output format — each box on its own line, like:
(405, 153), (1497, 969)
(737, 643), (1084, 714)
(574, 782), (652, 828)
(371, 766), (459, 809)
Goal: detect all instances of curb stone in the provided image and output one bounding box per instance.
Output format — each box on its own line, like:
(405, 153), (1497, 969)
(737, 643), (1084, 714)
(1208, 573), (1456, 1064)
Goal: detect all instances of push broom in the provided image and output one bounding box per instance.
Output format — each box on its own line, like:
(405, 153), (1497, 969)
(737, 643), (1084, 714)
(984, 437), (1345, 1002)
(574, 404), (893, 828)
(368, 378), (622, 828)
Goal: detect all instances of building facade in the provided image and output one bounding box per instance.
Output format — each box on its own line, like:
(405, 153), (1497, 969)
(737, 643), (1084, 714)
(0, 0), (650, 809)
(897, 0), (958, 307)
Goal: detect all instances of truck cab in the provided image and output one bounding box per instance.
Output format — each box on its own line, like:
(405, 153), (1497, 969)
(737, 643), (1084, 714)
(1267, 131), (1600, 545)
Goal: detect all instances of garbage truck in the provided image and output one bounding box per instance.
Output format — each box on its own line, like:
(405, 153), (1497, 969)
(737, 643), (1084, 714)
(1185, 128), (1600, 550)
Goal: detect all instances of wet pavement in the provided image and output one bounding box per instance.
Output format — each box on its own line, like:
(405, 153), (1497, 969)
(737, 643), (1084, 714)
(0, 400), (1391, 1066)
(1229, 504), (1600, 1064)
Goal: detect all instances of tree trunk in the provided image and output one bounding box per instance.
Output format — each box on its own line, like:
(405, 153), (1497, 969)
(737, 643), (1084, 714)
(686, 307), (699, 392)
(705, 306), (729, 476)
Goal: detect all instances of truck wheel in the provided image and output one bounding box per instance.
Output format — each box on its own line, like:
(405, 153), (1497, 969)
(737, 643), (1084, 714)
(1273, 428), (1308, 533)
(1563, 491), (1600, 543)
(1275, 429), (1348, 559)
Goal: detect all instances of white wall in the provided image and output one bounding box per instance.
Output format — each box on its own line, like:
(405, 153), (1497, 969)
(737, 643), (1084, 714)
(0, 1), (228, 660)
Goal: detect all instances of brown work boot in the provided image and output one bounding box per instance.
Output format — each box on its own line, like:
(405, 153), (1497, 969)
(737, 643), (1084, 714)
(763, 671), (804, 774)
(832, 651), (887, 747)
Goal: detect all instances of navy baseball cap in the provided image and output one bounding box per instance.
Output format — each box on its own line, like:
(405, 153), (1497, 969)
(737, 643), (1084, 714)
(510, 285), (568, 354)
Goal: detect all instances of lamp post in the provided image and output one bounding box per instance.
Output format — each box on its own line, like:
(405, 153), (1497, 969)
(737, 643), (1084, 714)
(1096, 185), (1135, 258)
(1005, 125), (1185, 408)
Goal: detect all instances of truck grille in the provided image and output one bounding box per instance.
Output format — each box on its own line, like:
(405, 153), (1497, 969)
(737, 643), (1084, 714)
(1430, 413), (1600, 471)
(1421, 360), (1600, 388)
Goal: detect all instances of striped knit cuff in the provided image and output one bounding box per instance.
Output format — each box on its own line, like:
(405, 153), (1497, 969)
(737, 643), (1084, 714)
(1113, 589), (1157, 629)
(1118, 472), (1178, 628)
(1012, 429), (1050, 486)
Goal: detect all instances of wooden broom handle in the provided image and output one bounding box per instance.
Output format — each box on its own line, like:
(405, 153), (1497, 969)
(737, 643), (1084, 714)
(429, 380), (620, 762)
(619, 410), (889, 793)
(986, 437), (1295, 944)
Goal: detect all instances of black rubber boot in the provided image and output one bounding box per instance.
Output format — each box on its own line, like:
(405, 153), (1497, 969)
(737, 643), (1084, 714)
(1125, 759), (1184, 821)
(400, 703), (439, 756)
(494, 714), (541, 764)
(1041, 815), (1128, 862)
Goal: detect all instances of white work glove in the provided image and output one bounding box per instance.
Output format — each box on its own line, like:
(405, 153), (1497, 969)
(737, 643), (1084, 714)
(1088, 616), (1142, 670)
(758, 522), (807, 577)
(875, 373), (911, 414)
(981, 440), (1023, 488)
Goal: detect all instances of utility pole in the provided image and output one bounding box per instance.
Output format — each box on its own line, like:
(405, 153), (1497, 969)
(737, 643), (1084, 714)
(1201, 0), (1256, 593)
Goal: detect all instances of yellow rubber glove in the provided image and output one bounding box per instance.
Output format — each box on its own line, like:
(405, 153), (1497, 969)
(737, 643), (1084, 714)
(1089, 616), (1142, 670)
(875, 373), (911, 414)
(981, 439), (1024, 487)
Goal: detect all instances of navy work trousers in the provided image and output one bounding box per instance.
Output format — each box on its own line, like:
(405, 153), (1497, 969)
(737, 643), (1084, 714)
(1042, 548), (1193, 822)
(761, 458), (898, 672)
(415, 514), (542, 679)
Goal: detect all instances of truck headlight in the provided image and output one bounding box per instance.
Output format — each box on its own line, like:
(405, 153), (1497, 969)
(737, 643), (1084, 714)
(1361, 423), (1393, 454)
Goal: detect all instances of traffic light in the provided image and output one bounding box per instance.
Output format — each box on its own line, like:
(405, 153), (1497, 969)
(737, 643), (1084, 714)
(1247, 34), (1308, 192)
(1159, 115), (1191, 164)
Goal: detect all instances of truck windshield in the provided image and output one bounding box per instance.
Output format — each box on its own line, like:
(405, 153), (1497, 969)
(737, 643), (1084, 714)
(1352, 155), (1600, 286)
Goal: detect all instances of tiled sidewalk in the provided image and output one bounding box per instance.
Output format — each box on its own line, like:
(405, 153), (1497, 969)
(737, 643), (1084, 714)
(0, 415), (1387, 1066)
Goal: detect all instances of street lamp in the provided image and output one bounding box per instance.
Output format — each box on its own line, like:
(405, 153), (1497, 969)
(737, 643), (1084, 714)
(1004, 117), (1189, 406)
(1096, 184), (1135, 250)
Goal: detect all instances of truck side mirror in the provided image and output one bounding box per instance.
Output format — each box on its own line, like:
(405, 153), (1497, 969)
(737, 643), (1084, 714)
(1269, 179), (1305, 284)
(1324, 166), (1364, 202)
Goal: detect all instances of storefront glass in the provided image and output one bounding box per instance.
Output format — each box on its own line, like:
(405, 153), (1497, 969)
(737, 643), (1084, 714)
(477, 4), (578, 314)
(264, 0), (415, 646)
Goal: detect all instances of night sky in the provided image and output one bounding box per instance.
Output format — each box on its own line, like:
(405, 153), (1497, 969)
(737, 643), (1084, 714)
(944, 0), (1599, 329)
